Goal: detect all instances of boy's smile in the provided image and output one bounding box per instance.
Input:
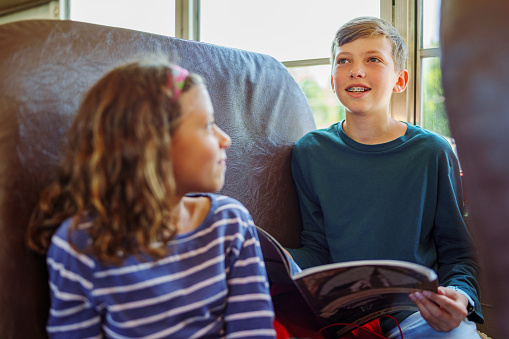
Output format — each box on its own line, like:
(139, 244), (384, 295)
(346, 86), (371, 93)
(331, 36), (408, 117)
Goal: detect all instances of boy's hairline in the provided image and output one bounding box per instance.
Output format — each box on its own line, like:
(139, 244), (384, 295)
(330, 35), (406, 73)
(330, 17), (408, 73)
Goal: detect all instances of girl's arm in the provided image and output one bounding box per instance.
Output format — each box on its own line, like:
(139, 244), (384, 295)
(46, 231), (102, 338)
(223, 220), (276, 338)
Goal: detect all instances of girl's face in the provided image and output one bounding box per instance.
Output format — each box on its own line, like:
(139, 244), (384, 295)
(170, 85), (231, 196)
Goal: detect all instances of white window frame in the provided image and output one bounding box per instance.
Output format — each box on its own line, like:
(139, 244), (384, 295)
(391, 0), (416, 124)
(60, 0), (420, 124)
(414, 0), (441, 127)
(182, 0), (418, 124)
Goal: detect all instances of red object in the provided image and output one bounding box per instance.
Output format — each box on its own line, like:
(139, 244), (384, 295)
(271, 283), (389, 339)
(337, 319), (384, 338)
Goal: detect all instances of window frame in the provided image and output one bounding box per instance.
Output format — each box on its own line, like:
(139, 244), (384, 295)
(61, 0), (426, 126)
(414, 0), (441, 127)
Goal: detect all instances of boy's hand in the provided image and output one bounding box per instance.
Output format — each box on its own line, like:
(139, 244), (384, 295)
(409, 286), (469, 332)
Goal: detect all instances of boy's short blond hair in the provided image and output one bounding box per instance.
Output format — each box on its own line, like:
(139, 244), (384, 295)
(331, 16), (408, 71)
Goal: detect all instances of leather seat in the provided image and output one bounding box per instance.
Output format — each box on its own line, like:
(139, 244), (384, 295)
(0, 20), (315, 338)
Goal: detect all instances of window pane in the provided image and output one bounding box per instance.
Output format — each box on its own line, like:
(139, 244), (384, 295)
(288, 65), (344, 129)
(421, 57), (451, 138)
(200, 0), (380, 62)
(69, 0), (175, 36)
(421, 0), (441, 48)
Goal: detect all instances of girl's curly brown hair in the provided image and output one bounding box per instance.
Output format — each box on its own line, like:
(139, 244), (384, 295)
(26, 57), (203, 265)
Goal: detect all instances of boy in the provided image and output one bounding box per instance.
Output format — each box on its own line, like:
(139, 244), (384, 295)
(286, 17), (483, 338)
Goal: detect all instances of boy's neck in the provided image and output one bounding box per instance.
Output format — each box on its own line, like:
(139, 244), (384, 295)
(342, 115), (407, 145)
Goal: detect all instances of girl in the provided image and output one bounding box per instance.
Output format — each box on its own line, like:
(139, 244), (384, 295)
(26, 57), (276, 338)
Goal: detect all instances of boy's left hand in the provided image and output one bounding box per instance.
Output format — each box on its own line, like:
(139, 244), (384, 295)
(409, 286), (469, 332)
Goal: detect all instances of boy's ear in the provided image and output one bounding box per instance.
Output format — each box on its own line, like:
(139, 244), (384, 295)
(330, 75), (335, 93)
(393, 69), (409, 93)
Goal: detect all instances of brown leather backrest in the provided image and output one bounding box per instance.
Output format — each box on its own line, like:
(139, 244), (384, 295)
(441, 1), (509, 337)
(0, 19), (315, 338)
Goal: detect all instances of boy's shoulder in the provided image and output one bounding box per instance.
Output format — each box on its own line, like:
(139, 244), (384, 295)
(406, 124), (455, 152)
(294, 122), (341, 149)
(293, 122), (455, 156)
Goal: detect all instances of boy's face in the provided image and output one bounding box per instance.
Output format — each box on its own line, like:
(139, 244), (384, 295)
(170, 85), (231, 196)
(330, 36), (408, 117)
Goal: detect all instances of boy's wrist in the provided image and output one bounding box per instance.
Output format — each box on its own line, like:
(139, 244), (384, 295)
(447, 285), (474, 315)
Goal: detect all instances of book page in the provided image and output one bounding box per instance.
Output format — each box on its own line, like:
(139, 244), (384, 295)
(256, 226), (295, 285)
(292, 261), (438, 337)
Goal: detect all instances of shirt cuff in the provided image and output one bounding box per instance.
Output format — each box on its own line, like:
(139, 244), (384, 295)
(447, 285), (475, 315)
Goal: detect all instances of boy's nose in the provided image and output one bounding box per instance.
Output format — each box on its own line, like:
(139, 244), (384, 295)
(349, 69), (365, 78)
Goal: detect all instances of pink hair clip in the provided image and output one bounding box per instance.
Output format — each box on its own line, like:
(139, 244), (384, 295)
(167, 64), (189, 102)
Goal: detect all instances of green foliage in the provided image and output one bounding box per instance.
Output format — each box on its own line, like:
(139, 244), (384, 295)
(299, 78), (345, 129)
(422, 57), (451, 137)
(292, 57), (451, 136)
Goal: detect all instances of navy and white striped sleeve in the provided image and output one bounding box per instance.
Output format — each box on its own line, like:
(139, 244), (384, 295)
(217, 198), (276, 338)
(46, 223), (102, 339)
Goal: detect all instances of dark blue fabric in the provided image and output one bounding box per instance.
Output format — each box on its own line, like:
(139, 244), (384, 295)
(287, 121), (483, 324)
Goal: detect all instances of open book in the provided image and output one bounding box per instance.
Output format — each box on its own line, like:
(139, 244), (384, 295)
(256, 226), (438, 337)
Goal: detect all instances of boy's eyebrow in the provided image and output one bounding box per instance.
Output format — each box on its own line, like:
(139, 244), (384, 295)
(334, 51), (352, 60)
(335, 49), (385, 57)
(364, 50), (385, 55)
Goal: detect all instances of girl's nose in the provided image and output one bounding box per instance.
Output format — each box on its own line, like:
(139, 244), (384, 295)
(215, 125), (232, 149)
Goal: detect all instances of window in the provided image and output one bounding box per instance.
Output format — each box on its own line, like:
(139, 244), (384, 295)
(65, 0), (384, 129)
(199, 0), (380, 62)
(199, 0), (380, 129)
(288, 65), (345, 129)
(68, 0), (175, 36)
(0, 1), (59, 25)
(62, 0), (444, 134)
(416, 0), (450, 138)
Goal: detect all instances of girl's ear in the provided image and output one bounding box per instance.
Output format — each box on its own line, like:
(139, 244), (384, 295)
(393, 69), (409, 93)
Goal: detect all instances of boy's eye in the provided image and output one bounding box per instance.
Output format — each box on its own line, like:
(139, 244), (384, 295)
(368, 57), (381, 63)
(338, 58), (349, 64)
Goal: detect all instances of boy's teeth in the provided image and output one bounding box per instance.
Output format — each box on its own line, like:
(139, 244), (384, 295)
(347, 87), (370, 92)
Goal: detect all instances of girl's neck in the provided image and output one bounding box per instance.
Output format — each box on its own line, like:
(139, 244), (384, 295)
(342, 114), (407, 145)
(170, 195), (211, 234)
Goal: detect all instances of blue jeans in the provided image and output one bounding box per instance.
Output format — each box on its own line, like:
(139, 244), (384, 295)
(386, 312), (480, 339)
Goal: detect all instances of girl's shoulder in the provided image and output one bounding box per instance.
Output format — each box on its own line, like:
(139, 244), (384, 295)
(52, 216), (95, 252)
(189, 193), (250, 217)
(180, 193), (254, 236)
(178, 194), (255, 242)
(48, 217), (97, 270)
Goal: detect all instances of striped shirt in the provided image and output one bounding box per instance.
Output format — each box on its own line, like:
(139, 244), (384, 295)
(46, 193), (276, 338)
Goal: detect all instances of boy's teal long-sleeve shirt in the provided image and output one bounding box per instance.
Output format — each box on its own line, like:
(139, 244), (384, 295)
(287, 121), (483, 324)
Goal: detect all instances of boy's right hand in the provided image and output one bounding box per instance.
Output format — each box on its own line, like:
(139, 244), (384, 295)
(409, 286), (469, 332)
